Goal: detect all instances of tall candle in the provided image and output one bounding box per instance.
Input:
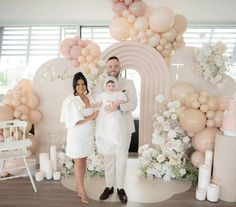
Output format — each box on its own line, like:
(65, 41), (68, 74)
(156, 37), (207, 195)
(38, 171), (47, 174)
(198, 164), (211, 190)
(39, 153), (49, 177)
(205, 150), (213, 167)
(50, 145), (57, 172)
(207, 184), (220, 202)
(46, 160), (53, 180)
(196, 188), (206, 201)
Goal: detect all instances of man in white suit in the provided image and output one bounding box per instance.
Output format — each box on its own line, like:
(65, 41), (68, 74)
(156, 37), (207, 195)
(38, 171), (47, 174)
(93, 56), (137, 203)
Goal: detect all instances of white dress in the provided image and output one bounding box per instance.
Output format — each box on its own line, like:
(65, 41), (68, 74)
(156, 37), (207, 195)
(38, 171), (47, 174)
(60, 95), (95, 159)
(95, 91), (127, 155)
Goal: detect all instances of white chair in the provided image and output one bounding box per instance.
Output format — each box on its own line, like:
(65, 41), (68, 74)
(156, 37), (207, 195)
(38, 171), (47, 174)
(0, 120), (37, 192)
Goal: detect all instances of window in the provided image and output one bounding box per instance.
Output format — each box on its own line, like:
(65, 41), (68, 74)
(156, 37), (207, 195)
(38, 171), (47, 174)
(0, 25), (78, 94)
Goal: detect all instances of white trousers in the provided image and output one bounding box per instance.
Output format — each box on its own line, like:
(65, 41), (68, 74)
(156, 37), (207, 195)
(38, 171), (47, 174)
(104, 134), (132, 189)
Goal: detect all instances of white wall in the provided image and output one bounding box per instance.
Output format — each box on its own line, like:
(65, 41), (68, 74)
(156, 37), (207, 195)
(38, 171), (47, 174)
(0, 0), (235, 25)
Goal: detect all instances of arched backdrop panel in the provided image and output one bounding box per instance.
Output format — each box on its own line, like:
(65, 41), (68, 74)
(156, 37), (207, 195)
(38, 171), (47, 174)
(101, 41), (170, 146)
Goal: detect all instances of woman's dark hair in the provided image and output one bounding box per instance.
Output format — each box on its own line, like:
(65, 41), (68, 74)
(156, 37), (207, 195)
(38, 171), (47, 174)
(107, 56), (119, 62)
(72, 72), (89, 95)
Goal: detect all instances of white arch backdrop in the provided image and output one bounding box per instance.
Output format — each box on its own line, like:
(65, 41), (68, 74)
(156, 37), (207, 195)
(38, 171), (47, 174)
(33, 41), (170, 154)
(100, 41), (170, 146)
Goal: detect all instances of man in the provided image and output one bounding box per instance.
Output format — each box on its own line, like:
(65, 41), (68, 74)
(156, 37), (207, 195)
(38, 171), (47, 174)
(93, 56), (137, 203)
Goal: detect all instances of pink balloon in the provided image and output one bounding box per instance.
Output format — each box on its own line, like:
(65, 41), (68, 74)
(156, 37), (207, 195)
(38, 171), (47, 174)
(86, 43), (101, 58)
(124, 0), (133, 6)
(149, 7), (175, 33)
(113, 2), (128, 16)
(70, 45), (82, 59)
(17, 79), (33, 94)
(16, 104), (30, 114)
(0, 104), (14, 121)
(191, 151), (205, 168)
(27, 93), (40, 109)
(29, 110), (42, 124)
(173, 14), (188, 33)
(213, 111), (223, 127)
(109, 17), (131, 41)
(191, 127), (217, 152)
(60, 38), (76, 58)
(71, 59), (79, 67)
(129, 1), (146, 17)
(180, 109), (207, 133)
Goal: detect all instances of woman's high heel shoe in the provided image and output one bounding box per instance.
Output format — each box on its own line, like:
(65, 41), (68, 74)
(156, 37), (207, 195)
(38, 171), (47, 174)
(80, 192), (89, 205)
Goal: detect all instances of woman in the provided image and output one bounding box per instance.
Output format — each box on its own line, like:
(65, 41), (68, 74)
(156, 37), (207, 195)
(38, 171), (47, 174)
(60, 72), (98, 204)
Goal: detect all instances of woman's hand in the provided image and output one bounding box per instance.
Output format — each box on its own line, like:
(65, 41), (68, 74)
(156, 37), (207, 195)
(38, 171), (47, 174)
(90, 111), (99, 120)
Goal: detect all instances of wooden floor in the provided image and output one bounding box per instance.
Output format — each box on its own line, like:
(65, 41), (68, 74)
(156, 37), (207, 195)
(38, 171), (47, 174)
(0, 178), (235, 207)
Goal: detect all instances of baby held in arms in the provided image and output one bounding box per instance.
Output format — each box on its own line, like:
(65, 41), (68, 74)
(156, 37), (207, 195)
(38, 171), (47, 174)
(94, 77), (127, 155)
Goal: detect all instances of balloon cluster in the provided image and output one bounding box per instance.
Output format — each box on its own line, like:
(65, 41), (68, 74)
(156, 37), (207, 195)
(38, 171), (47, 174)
(171, 82), (228, 168)
(2, 79), (42, 125)
(60, 36), (102, 79)
(109, 0), (188, 63)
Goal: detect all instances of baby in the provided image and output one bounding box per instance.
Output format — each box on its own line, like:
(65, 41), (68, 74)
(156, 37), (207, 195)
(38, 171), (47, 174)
(94, 77), (127, 155)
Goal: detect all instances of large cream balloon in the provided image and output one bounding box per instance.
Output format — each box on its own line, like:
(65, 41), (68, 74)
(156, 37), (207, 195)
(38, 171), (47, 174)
(171, 82), (195, 104)
(109, 17), (131, 41)
(191, 151), (205, 168)
(191, 127), (217, 152)
(149, 7), (175, 33)
(173, 14), (188, 33)
(180, 109), (207, 133)
(0, 104), (14, 121)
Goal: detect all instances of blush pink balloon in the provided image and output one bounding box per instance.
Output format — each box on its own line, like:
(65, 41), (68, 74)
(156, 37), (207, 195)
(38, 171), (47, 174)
(71, 59), (79, 67)
(191, 127), (217, 152)
(17, 79), (33, 94)
(27, 93), (40, 109)
(0, 104), (14, 121)
(191, 151), (205, 168)
(109, 17), (131, 41)
(29, 110), (42, 124)
(173, 14), (188, 33)
(70, 45), (82, 59)
(218, 96), (228, 111)
(213, 110), (223, 127)
(113, 2), (128, 16)
(124, 0), (133, 6)
(149, 7), (175, 33)
(129, 1), (146, 17)
(86, 43), (101, 58)
(16, 104), (30, 114)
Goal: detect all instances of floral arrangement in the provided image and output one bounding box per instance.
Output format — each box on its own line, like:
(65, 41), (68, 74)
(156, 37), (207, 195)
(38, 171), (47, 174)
(194, 41), (229, 89)
(58, 142), (105, 177)
(137, 95), (198, 181)
(86, 151), (105, 177)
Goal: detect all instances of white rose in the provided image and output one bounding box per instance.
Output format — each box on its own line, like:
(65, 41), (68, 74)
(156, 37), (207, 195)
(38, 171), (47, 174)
(163, 111), (171, 118)
(180, 168), (186, 176)
(171, 114), (177, 120)
(156, 94), (165, 103)
(156, 115), (164, 123)
(167, 130), (177, 139)
(157, 154), (165, 163)
(163, 174), (171, 181)
(183, 136), (190, 143)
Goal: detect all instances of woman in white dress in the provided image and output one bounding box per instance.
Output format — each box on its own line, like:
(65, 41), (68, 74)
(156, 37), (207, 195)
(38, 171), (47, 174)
(60, 72), (98, 204)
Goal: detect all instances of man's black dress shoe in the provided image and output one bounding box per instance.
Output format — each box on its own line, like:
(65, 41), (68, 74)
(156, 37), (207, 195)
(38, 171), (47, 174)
(99, 187), (114, 200)
(117, 188), (128, 203)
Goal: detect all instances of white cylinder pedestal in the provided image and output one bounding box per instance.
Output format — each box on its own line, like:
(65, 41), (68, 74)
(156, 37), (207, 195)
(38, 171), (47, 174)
(213, 133), (236, 202)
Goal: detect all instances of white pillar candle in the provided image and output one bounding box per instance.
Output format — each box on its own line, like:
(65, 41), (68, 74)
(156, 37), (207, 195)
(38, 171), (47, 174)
(53, 171), (61, 180)
(35, 172), (44, 182)
(196, 188), (206, 201)
(207, 184), (220, 202)
(39, 153), (49, 177)
(50, 145), (57, 172)
(205, 150), (213, 167)
(198, 164), (211, 190)
(46, 160), (53, 180)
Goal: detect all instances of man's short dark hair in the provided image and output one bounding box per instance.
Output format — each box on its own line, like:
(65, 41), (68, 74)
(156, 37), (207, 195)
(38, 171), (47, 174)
(107, 56), (119, 62)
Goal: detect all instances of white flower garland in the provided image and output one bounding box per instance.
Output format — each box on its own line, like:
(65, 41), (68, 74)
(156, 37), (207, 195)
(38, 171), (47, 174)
(194, 41), (229, 89)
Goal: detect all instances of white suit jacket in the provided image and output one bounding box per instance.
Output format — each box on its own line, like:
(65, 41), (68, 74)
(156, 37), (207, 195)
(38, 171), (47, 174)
(93, 77), (137, 134)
